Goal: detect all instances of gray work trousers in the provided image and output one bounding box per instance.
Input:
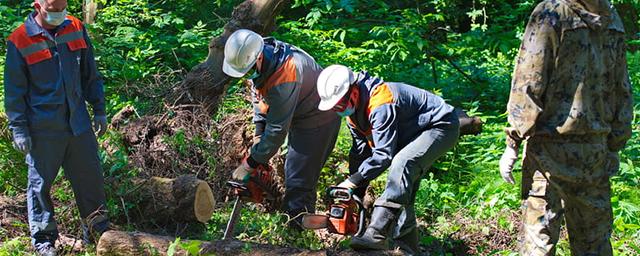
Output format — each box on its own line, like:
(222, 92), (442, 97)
(282, 117), (341, 217)
(26, 131), (108, 247)
(374, 122), (459, 239)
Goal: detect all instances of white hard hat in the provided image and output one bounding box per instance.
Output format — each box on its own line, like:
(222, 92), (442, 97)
(223, 29), (264, 78)
(317, 64), (355, 111)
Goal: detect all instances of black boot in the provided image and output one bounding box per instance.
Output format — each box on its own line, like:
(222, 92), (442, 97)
(393, 228), (419, 255)
(350, 206), (398, 250)
(35, 243), (57, 256)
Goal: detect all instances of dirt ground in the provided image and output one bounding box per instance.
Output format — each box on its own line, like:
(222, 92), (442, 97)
(1, 102), (514, 255)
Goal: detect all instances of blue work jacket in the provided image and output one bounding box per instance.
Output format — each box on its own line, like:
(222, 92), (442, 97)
(4, 13), (104, 137)
(346, 72), (457, 185)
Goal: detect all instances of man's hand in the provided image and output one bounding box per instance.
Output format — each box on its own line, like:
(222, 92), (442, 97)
(93, 115), (108, 137)
(232, 159), (255, 183)
(499, 146), (518, 184)
(252, 135), (261, 146)
(337, 179), (357, 189)
(13, 134), (32, 154)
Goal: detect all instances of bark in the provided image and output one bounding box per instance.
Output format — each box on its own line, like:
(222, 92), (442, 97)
(82, 0), (98, 24)
(125, 175), (216, 224)
(97, 230), (403, 256)
(172, 0), (291, 113)
(96, 230), (207, 256)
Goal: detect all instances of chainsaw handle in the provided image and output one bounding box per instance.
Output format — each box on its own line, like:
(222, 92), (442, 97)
(353, 195), (366, 237)
(328, 186), (352, 200)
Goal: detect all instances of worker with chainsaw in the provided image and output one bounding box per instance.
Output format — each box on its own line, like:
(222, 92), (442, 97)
(222, 29), (340, 228)
(500, 0), (632, 255)
(3, 0), (110, 255)
(316, 65), (459, 254)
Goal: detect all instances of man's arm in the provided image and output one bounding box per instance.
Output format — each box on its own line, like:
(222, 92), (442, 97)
(348, 125), (372, 176)
(80, 27), (105, 117)
(4, 41), (30, 137)
(348, 104), (398, 185)
(506, 6), (558, 138)
(249, 82), (299, 164)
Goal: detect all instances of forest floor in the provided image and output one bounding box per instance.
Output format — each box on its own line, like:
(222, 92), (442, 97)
(0, 104), (519, 255)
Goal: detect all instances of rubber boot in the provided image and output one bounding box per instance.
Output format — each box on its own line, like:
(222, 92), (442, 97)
(350, 206), (398, 250)
(393, 228), (420, 255)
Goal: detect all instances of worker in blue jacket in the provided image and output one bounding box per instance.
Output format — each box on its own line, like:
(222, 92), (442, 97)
(317, 65), (459, 254)
(222, 29), (340, 228)
(3, 0), (109, 255)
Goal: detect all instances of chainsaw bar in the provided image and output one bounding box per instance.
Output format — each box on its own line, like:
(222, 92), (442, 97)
(301, 214), (330, 230)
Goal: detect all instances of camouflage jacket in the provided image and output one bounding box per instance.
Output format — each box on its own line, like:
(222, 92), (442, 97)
(506, 0), (633, 152)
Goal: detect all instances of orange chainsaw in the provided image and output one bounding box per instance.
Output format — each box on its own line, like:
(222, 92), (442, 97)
(301, 186), (366, 236)
(223, 162), (279, 240)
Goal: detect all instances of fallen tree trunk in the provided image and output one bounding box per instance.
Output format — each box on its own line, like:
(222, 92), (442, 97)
(173, 0), (290, 112)
(126, 175), (215, 224)
(97, 230), (403, 256)
(96, 230), (207, 256)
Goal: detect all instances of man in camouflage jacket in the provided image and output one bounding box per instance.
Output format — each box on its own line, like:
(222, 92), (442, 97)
(499, 0), (633, 255)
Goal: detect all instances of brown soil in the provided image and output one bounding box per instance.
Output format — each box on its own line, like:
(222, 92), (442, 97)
(0, 194), (28, 239)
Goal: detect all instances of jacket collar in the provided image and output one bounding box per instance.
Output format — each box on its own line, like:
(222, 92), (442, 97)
(252, 38), (292, 89)
(25, 11), (71, 37)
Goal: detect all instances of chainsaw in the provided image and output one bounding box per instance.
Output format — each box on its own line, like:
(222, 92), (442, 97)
(300, 186), (366, 236)
(223, 162), (279, 240)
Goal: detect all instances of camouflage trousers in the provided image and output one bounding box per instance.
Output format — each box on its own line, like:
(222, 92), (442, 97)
(519, 137), (616, 256)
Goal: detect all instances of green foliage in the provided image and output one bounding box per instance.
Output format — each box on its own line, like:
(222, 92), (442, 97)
(0, 237), (31, 256)
(0, 0), (639, 255)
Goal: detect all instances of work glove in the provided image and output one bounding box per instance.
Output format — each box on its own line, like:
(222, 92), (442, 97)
(499, 145), (518, 184)
(93, 115), (108, 138)
(232, 159), (255, 183)
(252, 135), (262, 146)
(337, 179), (357, 189)
(12, 133), (32, 154)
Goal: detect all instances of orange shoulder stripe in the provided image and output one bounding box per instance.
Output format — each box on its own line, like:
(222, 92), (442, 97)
(367, 83), (394, 116)
(8, 25), (35, 49)
(59, 16), (87, 51)
(257, 55), (297, 97)
(7, 25), (52, 65)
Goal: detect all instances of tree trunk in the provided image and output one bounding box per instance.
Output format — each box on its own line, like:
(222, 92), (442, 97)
(172, 0), (291, 113)
(96, 230), (208, 256)
(82, 0), (98, 24)
(97, 230), (401, 256)
(126, 175), (215, 224)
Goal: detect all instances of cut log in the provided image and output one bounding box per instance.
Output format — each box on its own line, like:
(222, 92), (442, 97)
(97, 230), (403, 256)
(126, 175), (215, 224)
